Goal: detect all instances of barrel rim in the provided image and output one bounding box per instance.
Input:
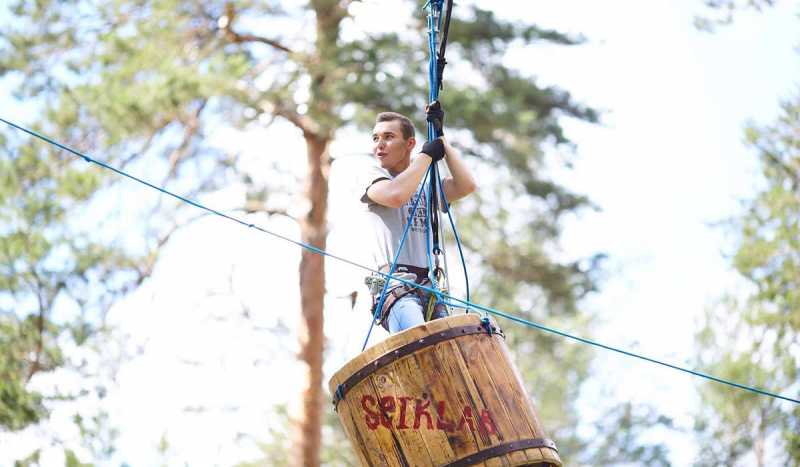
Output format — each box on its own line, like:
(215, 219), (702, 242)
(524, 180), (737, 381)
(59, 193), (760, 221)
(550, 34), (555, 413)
(442, 438), (560, 467)
(328, 314), (499, 394)
(331, 321), (500, 407)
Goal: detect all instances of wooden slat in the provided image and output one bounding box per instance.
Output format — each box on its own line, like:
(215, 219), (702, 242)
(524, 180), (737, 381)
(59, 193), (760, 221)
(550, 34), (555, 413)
(485, 336), (560, 465)
(454, 332), (528, 465)
(340, 376), (396, 466)
(404, 346), (459, 464)
(539, 444), (562, 465)
(372, 355), (436, 465)
(337, 402), (375, 467)
(478, 335), (551, 465)
(482, 336), (544, 466)
(433, 340), (484, 454)
(438, 318), (505, 467)
(415, 343), (478, 463)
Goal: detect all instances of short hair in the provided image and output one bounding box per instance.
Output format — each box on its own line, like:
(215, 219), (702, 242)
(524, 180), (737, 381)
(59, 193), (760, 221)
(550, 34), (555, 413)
(375, 112), (415, 140)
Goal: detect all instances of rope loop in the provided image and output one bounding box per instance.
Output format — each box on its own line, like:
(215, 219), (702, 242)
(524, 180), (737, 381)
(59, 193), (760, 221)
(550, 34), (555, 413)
(332, 384), (346, 411)
(480, 317), (504, 339)
(481, 317), (493, 335)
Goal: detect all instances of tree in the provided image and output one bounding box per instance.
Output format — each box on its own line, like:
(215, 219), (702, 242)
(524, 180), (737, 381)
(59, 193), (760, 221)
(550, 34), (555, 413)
(1, 0), (665, 464)
(694, 96), (800, 466)
(0, 125), (147, 463)
(692, 2), (800, 464)
(693, 0), (778, 30)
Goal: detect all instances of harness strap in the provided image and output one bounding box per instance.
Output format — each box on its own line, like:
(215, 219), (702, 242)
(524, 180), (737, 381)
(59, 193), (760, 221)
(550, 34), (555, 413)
(371, 264), (431, 330)
(381, 264), (429, 278)
(436, 0), (453, 91)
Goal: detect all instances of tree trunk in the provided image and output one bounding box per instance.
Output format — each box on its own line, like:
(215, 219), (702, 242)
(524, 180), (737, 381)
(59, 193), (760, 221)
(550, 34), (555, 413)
(290, 3), (345, 465)
(755, 407), (767, 467)
(292, 133), (331, 467)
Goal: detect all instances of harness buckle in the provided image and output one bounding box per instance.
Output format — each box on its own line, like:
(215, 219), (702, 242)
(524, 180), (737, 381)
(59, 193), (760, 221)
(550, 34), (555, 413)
(364, 274), (385, 295)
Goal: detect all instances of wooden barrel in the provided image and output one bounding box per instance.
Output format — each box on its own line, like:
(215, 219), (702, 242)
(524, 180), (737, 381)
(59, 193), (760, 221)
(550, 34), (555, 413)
(329, 313), (561, 467)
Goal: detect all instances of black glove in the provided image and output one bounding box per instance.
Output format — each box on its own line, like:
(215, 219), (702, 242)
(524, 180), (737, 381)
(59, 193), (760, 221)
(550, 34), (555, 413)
(426, 100), (444, 136)
(421, 138), (445, 162)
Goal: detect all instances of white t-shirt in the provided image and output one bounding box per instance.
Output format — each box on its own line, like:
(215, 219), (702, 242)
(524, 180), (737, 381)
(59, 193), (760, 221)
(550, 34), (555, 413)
(358, 161), (431, 270)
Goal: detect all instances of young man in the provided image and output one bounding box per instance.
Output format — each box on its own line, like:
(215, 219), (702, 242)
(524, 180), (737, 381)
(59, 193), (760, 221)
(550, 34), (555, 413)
(359, 103), (476, 333)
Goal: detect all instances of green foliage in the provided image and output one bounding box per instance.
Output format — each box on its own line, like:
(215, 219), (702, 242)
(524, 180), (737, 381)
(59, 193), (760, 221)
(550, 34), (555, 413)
(580, 402), (674, 466)
(0, 314), (57, 431)
(65, 449), (95, 467)
(694, 4), (799, 463)
(236, 405), (291, 467)
(694, 0), (778, 30)
(13, 450), (41, 467)
(73, 411), (119, 461)
(237, 404), (358, 466)
(694, 96), (800, 465)
(0, 132), (147, 439)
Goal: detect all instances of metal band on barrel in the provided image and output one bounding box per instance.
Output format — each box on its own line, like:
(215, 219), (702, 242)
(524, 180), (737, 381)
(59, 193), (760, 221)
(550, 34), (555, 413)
(332, 322), (501, 407)
(444, 438), (559, 467)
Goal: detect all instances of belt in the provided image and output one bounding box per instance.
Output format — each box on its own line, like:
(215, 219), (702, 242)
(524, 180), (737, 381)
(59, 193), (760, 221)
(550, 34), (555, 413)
(379, 264), (429, 279)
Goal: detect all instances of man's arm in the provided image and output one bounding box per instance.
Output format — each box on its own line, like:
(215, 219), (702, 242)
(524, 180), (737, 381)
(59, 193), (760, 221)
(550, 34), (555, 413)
(442, 138), (477, 202)
(366, 156), (432, 208)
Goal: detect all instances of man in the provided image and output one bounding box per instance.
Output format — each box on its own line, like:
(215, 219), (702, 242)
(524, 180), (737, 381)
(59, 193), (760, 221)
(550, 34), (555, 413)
(359, 103), (476, 333)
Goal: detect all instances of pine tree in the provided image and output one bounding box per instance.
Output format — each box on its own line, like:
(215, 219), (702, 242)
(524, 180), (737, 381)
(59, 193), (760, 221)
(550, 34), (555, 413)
(694, 97), (800, 466)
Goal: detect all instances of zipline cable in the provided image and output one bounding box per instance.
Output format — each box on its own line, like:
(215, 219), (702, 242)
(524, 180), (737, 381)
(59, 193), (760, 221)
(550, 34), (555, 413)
(2, 116), (798, 406)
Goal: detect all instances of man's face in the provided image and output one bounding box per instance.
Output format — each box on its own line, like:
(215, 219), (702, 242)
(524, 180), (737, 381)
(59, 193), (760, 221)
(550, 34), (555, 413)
(372, 120), (415, 174)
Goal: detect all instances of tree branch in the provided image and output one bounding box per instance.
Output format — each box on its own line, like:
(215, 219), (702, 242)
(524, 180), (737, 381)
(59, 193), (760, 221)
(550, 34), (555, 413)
(221, 2), (294, 54)
(27, 279), (47, 383)
(760, 146), (800, 192)
(134, 212), (213, 285)
(26, 275), (64, 383)
(162, 99), (208, 185)
(239, 201), (296, 222)
(117, 116), (176, 171)
(273, 105), (321, 138)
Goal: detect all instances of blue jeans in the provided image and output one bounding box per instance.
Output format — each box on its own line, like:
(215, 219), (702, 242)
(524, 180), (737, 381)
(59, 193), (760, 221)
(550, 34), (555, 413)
(387, 294), (425, 333)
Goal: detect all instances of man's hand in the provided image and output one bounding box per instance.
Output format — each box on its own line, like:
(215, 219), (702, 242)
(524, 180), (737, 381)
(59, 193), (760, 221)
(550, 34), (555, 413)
(426, 100), (445, 136)
(422, 138), (445, 162)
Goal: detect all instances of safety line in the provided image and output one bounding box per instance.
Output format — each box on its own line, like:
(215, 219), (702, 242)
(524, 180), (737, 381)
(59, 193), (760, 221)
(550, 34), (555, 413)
(422, 0), (472, 305)
(2, 116), (798, 406)
(437, 168), (470, 302)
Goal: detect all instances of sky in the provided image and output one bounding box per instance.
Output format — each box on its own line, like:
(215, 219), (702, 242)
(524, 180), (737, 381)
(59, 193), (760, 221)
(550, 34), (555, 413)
(2, 0), (799, 465)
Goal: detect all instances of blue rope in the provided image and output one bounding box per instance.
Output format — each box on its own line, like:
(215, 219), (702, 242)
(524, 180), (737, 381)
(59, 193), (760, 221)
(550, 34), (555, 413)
(424, 0), (471, 306)
(2, 116), (799, 406)
(423, 0), (441, 287)
(427, 2), (441, 107)
(436, 179), (470, 303)
(425, 165), (436, 275)
(425, 165), (445, 307)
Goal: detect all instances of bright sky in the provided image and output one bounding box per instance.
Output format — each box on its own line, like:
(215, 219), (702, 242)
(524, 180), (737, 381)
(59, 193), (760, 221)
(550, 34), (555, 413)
(2, 0), (799, 465)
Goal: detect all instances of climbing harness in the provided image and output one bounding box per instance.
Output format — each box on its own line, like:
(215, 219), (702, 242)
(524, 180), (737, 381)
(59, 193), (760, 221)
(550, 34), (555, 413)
(366, 264), (432, 331)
